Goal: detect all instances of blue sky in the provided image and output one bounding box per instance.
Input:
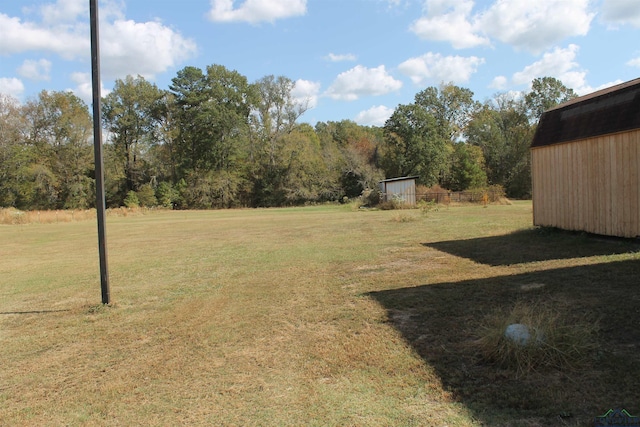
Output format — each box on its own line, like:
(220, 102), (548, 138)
(1, 0), (640, 126)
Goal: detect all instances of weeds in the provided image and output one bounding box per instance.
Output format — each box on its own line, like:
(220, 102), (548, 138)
(476, 300), (600, 376)
(417, 200), (438, 216)
(0, 207), (151, 225)
(389, 212), (418, 222)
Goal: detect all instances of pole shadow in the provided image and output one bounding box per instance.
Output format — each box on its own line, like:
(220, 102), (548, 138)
(368, 258), (640, 425)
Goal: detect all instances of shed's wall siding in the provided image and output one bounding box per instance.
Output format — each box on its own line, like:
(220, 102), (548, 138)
(382, 180), (417, 206)
(532, 129), (640, 237)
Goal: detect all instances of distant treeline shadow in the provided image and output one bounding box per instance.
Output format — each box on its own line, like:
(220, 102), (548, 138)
(368, 258), (640, 425)
(424, 228), (638, 266)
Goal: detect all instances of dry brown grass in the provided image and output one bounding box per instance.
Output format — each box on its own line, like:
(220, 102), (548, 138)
(476, 300), (601, 376)
(0, 207), (96, 224)
(1, 202), (639, 426)
(0, 207), (154, 225)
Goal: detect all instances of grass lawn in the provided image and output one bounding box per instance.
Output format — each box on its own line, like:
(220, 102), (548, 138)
(1, 201), (639, 426)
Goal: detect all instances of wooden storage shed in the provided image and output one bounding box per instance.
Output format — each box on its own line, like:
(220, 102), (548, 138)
(531, 78), (640, 238)
(379, 176), (419, 206)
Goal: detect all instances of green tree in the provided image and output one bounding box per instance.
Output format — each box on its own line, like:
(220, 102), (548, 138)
(248, 75), (316, 206)
(102, 75), (164, 202)
(312, 120), (384, 200)
(136, 183), (157, 207)
(466, 93), (534, 198)
(446, 143), (487, 191)
(20, 91), (94, 209)
(155, 181), (178, 208)
(123, 190), (140, 208)
(381, 104), (448, 186)
(249, 75), (308, 166)
(147, 91), (180, 183)
(277, 123), (336, 204)
(168, 65), (255, 208)
(0, 94), (28, 207)
(525, 77), (578, 121)
(170, 65), (254, 175)
(414, 83), (480, 141)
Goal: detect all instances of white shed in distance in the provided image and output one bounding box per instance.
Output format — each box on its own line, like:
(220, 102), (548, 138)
(379, 176), (419, 206)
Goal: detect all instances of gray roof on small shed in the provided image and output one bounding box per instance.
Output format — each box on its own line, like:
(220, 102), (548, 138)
(379, 176), (419, 183)
(531, 77), (640, 148)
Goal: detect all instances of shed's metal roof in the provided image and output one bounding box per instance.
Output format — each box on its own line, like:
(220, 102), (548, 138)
(531, 77), (640, 148)
(379, 176), (419, 183)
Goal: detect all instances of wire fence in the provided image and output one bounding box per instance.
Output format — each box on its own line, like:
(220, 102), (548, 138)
(418, 188), (505, 204)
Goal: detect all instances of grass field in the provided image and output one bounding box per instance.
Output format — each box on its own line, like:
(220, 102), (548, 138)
(1, 202), (639, 426)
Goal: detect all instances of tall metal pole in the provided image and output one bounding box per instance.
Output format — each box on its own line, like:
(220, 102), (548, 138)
(90, 0), (110, 304)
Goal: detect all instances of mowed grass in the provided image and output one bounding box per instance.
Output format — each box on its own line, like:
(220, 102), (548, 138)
(1, 202), (639, 426)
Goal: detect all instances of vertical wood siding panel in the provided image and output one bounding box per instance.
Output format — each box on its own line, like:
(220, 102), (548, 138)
(599, 137), (608, 235)
(578, 140), (587, 231)
(551, 145), (558, 227)
(559, 145), (565, 229)
(533, 130), (639, 237)
(562, 144), (568, 229)
(611, 134), (620, 236)
(532, 149), (540, 225)
(591, 138), (601, 235)
(620, 133), (631, 237)
(634, 131), (640, 236)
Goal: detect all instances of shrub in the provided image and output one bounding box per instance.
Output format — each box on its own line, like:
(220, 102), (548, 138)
(136, 184), (157, 207)
(155, 182), (177, 208)
(476, 300), (600, 376)
(419, 184), (451, 204)
(417, 200), (438, 216)
(123, 191), (140, 208)
(361, 187), (382, 207)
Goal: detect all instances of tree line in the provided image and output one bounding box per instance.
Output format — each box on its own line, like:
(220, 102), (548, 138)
(0, 66), (576, 210)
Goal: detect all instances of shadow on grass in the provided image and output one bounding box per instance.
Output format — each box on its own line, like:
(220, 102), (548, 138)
(424, 228), (637, 266)
(0, 309), (70, 315)
(369, 258), (640, 426)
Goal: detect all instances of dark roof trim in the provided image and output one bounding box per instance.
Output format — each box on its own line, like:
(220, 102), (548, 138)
(531, 77), (640, 148)
(379, 176), (419, 184)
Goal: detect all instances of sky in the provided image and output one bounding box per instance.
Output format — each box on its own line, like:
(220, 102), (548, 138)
(1, 0), (640, 126)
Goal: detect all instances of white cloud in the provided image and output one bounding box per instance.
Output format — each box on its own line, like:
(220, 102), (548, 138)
(410, 0), (593, 53)
(325, 53), (357, 62)
(0, 12), (87, 58)
(398, 52), (484, 85)
(511, 44), (584, 89)
(586, 80), (625, 94)
(69, 72), (109, 105)
(490, 75), (508, 90)
(602, 0), (640, 28)
(0, 78), (25, 98)
(477, 0), (594, 54)
(628, 57), (640, 68)
(325, 65), (403, 101)
(40, 0), (85, 25)
(101, 20), (197, 80)
(292, 79), (320, 109)
(354, 105), (394, 126)
(18, 59), (52, 81)
(410, 0), (489, 49)
(507, 44), (620, 95)
(0, 1), (196, 82)
(208, 0), (307, 23)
